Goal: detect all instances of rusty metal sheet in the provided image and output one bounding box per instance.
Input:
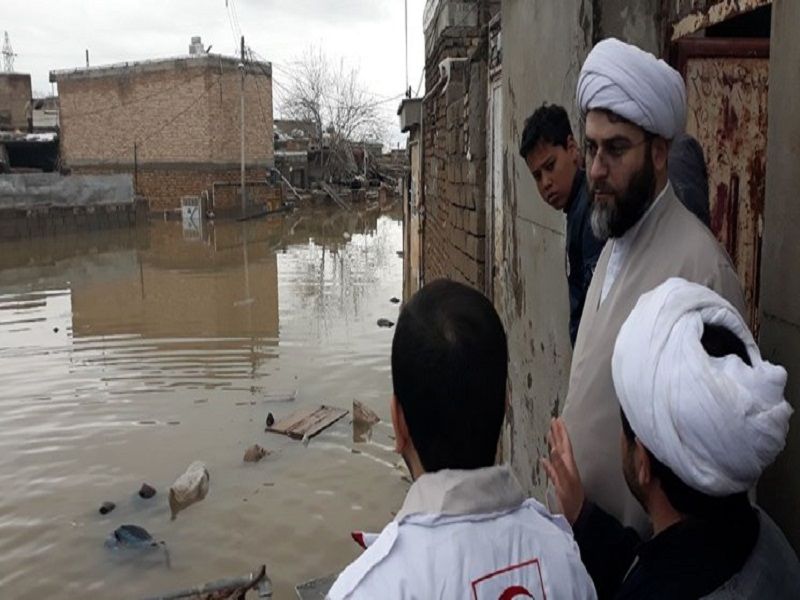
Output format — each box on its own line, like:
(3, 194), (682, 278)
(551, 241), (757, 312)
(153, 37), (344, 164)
(684, 49), (769, 333)
(671, 0), (772, 41)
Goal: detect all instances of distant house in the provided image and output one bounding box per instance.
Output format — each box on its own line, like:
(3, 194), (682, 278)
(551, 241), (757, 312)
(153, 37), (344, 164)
(50, 39), (276, 213)
(0, 73), (32, 132)
(31, 97), (59, 132)
(274, 119), (315, 189)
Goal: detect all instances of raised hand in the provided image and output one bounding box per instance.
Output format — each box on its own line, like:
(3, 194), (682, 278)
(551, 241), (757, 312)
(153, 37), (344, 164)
(541, 417), (585, 525)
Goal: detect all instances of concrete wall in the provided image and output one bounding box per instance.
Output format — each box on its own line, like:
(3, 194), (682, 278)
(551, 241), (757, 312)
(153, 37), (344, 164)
(55, 58), (273, 168)
(498, 0), (594, 496)
(0, 74), (32, 131)
(0, 173), (133, 209)
(0, 173), (143, 240)
(756, 0), (800, 553)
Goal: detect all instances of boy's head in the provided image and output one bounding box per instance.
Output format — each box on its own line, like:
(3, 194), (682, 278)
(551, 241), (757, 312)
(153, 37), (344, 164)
(390, 279), (508, 477)
(519, 103), (581, 211)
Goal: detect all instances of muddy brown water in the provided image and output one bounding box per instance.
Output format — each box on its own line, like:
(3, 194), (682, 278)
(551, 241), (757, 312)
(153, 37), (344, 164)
(0, 206), (408, 598)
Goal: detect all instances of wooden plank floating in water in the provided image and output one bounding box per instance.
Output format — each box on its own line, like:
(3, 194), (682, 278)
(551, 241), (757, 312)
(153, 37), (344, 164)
(266, 405), (349, 439)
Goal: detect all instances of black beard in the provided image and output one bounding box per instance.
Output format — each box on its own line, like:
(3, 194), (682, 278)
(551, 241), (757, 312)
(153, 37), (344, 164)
(589, 147), (656, 240)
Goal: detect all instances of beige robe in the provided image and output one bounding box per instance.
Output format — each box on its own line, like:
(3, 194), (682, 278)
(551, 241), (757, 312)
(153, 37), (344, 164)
(562, 184), (745, 536)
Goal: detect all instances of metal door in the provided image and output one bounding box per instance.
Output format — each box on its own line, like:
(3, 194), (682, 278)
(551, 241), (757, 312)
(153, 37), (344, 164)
(675, 38), (769, 333)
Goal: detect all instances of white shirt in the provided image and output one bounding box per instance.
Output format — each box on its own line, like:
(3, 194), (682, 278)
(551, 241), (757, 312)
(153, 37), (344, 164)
(600, 182), (671, 304)
(327, 466), (597, 600)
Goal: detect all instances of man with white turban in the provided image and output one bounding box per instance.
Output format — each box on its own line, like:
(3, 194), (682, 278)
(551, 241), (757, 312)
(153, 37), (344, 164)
(544, 278), (800, 599)
(559, 38), (745, 536)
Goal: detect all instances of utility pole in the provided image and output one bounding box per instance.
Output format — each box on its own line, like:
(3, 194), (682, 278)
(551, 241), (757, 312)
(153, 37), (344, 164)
(404, 0), (409, 96)
(239, 35), (246, 218)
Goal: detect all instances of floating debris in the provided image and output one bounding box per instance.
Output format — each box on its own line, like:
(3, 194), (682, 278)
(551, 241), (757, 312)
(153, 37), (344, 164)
(243, 444), (269, 463)
(53, 327), (60, 333)
(266, 412), (275, 428)
(106, 524), (157, 550)
(169, 461), (210, 520)
(266, 405), (349, 440)
(142, 565), (271, 600)
(138, 483), (157, 499)
(390, 297), (400, 304)
(296, 574), (336, 600)
(377, 318), (394, 328)
(99, 501), (116, 515)
(105, 525), (170, 568)
(353, 400), (380, 427)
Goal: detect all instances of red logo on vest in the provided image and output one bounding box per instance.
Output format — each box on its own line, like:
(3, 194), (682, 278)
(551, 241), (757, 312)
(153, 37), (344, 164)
(471, 558), (546, 600)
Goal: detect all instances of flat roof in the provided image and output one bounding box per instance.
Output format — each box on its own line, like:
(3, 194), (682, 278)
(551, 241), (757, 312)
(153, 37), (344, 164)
(50, 54), (271, 83)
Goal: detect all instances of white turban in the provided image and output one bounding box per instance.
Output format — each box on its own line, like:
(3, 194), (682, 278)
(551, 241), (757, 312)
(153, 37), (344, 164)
(577, 38), (687, 140)
(612, 278), (793, 496)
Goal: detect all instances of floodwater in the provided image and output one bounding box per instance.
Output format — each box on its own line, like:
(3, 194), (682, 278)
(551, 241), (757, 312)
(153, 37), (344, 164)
(0, 206), (408, 598)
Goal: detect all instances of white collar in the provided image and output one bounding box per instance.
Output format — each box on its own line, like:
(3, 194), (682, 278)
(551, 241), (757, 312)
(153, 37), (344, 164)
(396, 465), (525, 521)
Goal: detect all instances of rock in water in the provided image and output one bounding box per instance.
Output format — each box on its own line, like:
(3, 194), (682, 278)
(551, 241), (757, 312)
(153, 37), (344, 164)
(377, 318), (394, 328)
(266, 412), (275, 428)
(169, 461), (210, 520)
(243, 444), (269, 463)
(99, 501), (116, 515)
(138, 483), (157, 499)
(353, 400), (380, 426)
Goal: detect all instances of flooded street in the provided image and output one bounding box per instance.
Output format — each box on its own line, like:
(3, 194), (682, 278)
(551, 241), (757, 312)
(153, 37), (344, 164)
(0, 207), (408, 598)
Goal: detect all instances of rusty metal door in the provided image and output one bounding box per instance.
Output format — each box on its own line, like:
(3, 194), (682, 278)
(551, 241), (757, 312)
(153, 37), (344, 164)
(675, 38), (769, 333)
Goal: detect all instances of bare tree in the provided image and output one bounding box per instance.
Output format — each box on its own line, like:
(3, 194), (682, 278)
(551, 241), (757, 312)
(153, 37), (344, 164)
(279, 46), (389, 181)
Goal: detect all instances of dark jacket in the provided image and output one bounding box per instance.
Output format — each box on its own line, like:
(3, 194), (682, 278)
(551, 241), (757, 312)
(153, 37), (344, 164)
(572, 499), (800, 599)
(565, 169), (605, 346)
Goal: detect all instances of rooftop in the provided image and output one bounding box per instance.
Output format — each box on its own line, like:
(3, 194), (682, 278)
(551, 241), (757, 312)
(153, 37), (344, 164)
(50, 53), (271, 83)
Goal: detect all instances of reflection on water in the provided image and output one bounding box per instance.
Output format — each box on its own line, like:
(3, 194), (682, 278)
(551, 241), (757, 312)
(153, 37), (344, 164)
(0, 207), (408, 598)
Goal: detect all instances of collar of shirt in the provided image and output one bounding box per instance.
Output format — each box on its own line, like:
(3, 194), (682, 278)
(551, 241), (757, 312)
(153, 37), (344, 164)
(395, 465), (526, 521)
(600, 181), (672, 304)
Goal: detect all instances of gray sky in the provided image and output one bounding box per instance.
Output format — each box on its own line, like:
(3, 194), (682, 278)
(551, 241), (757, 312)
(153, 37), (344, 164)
(4, 0), (426, 146)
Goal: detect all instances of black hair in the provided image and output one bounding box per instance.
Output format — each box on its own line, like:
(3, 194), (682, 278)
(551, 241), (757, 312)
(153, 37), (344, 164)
(620, 323), (752, 518)
(391, 279), (508, 473)
(519, 103), (574, 159)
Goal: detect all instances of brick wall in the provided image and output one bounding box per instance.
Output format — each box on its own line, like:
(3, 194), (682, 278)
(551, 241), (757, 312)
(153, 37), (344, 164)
(422, 8), (489, 290)
(56, 57), (273, 168)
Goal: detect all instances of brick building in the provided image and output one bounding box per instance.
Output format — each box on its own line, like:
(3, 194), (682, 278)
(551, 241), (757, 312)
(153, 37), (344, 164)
(50, 48), (276, 214)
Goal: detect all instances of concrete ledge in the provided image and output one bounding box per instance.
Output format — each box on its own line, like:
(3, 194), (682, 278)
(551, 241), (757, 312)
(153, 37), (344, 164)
(0, 173), (134, 210)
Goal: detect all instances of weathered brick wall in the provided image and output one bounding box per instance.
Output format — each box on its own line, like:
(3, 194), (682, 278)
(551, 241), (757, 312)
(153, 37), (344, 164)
(55, 57), (273, 168)
(422, 14), (488, 290)
(0, 73), (32, 131)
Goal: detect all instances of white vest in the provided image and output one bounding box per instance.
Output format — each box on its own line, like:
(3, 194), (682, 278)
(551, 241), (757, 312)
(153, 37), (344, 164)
(328, 466), (597, 600)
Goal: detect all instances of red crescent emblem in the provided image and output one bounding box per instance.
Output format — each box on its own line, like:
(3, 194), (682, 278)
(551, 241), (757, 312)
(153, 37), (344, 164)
(497, 585), (534, 600)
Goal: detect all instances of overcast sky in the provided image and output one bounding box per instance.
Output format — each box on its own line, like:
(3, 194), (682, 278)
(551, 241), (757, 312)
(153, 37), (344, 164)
(4, 0), (426, 146)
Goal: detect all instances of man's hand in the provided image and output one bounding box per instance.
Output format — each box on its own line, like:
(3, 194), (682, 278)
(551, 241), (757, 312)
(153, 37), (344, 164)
(541, 417), (585, 525)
